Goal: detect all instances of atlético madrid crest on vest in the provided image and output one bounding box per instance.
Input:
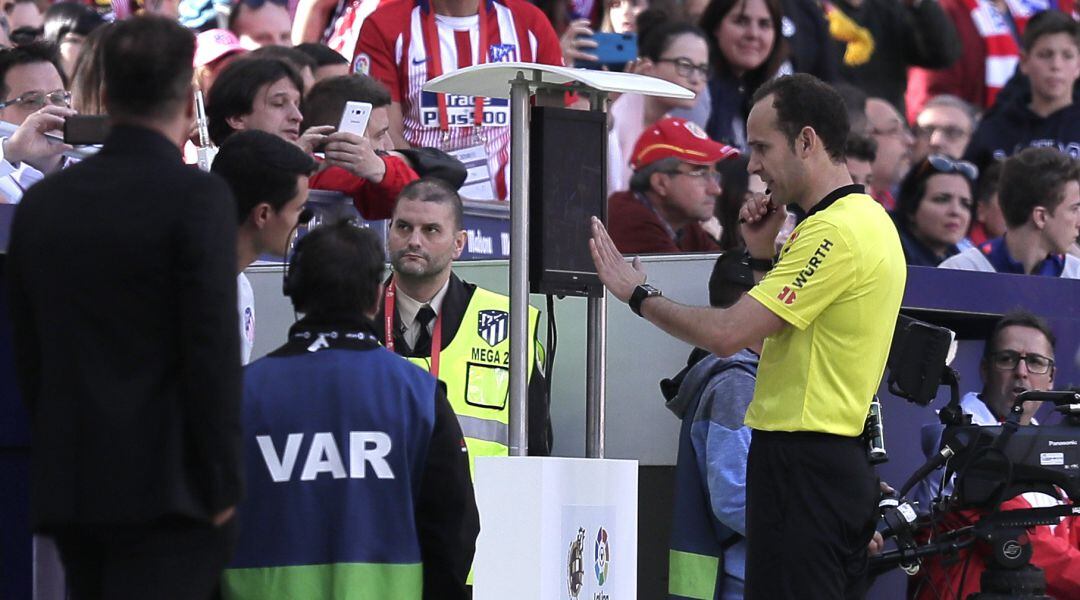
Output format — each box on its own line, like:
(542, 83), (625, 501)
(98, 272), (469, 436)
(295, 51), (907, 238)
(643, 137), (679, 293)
(477, 310), (509, 347)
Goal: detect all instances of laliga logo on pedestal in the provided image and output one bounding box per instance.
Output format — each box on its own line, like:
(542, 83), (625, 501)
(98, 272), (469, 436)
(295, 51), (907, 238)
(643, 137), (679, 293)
(594, 527), (611, 599)
(594, 527), (609, 585)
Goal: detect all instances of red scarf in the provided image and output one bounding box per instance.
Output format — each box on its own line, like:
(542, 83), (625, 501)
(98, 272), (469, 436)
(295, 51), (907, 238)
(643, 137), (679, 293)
(961, 0), (1022, 108)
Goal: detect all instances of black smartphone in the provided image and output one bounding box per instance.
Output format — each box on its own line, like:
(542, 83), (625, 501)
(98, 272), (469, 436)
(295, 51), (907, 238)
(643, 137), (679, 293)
(63, 115), (111, 145)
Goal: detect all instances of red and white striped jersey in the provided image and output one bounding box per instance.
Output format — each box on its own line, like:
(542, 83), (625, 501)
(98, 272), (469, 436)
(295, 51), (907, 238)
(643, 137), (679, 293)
(353, 0), (563, 200)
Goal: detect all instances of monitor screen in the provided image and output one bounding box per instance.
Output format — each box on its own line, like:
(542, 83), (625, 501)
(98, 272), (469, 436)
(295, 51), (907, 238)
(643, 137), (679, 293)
(529, 107), (606, 297)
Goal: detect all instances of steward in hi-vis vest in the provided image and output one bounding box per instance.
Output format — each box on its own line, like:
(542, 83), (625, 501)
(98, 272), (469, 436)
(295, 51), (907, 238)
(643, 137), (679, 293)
(379, 179), (552, 468)
(377, 273), (548, 472)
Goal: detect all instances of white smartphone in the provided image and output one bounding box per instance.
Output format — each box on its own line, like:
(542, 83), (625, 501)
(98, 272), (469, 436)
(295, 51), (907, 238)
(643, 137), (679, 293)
(337, 101), (372, 136)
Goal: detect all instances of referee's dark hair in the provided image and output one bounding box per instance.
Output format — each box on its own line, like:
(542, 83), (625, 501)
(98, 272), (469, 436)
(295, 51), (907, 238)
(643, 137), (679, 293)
(394, 178), (465, 230)
(211, 129), (317, 224)
(752, 73), (850, 163)
(288, 219), (386, 316)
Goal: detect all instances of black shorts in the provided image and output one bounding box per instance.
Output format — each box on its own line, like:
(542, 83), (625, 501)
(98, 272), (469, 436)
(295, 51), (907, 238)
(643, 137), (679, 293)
(745, 429), (879, 600)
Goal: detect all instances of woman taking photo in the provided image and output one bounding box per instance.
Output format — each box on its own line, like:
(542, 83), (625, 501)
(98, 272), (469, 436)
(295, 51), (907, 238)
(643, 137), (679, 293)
(607, 16), (710, 193)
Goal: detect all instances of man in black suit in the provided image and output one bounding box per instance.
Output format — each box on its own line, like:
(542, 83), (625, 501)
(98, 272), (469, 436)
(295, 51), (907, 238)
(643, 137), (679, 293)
(6, 16), (242, 600)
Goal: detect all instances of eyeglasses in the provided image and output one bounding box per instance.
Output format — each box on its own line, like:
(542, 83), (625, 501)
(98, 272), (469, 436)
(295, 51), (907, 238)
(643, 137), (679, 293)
(923, 154), (979, 181)
(988, 350), (1055, 375)
(914, 124), (969, 142)
(665, 168), (721, 185)
(0, 89), (71, 110)
(655, 57), (709, 79)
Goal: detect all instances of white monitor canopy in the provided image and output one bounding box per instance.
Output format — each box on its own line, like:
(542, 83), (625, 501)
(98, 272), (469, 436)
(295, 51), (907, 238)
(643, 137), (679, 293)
(423, 62), (695, 100)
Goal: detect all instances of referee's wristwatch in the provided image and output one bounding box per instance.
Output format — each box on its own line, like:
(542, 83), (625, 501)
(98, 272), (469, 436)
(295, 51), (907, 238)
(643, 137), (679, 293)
(629, 283), (663, 317)
(744, 250), (775, 272)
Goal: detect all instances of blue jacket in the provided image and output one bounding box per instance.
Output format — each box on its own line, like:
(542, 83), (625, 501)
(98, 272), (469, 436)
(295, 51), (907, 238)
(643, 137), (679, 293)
(667, 349), (758, 600)
(223, 315), (477, 600)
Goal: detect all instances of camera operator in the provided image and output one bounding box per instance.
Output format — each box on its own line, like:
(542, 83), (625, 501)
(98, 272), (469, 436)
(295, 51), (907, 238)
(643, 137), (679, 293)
(591, 73), (906, 598)
(910, 311), (1080, 599)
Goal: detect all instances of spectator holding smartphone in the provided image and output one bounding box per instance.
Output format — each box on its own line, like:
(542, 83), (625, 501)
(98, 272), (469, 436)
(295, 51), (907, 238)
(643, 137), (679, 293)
(608, 18), (710, 193)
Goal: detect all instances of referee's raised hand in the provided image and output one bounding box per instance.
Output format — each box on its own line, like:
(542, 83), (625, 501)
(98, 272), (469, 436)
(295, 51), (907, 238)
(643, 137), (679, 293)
(589, 216), (646, 303)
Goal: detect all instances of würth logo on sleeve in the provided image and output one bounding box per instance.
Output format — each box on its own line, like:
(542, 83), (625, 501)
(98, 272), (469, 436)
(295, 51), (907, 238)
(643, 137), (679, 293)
(478, 310), (509, 347)
(788, 238), (834, 291)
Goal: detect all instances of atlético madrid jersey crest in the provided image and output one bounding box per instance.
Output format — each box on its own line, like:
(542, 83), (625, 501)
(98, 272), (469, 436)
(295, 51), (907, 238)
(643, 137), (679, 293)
(477, 310), (509, 347)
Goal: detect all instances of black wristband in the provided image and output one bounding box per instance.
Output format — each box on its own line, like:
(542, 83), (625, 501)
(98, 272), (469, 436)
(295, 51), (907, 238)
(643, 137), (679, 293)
(744, 251), (775, 272)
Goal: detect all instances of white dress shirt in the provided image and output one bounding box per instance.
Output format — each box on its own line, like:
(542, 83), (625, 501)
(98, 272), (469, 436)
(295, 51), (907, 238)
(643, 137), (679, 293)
(394, 277), (450, 350)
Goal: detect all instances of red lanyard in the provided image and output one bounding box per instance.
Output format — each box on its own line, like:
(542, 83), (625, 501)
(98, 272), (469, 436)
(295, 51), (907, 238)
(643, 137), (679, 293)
(384, 279), (442, 377)
(421, 0), (489, 131)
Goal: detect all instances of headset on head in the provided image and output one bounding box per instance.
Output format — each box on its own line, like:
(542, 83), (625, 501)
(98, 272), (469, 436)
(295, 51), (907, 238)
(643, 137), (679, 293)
(281, 208), (315, 309)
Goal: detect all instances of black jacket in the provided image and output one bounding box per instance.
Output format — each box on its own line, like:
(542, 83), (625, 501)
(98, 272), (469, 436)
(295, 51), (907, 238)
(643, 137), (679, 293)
(782, 0), (839, 82)
(834, 0), (961, 115)
(963, 95), (1080, 174)
(7, 125), (242, 528)
(375, 272), (553, 455)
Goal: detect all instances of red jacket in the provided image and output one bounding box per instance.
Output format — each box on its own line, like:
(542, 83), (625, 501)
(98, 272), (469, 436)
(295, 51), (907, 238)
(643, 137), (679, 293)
(607, 191), (720, 254)
(911, 492), (1080, 599)
(308, 154), (418, 220)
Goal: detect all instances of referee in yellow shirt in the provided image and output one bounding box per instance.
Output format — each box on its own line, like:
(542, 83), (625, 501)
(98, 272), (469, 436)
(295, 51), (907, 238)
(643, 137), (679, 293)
(590, 73), (906, 599)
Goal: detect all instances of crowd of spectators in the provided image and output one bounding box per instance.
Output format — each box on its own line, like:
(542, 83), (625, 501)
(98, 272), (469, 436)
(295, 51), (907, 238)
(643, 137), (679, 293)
(0, 0), (1075, 276)
(0, 0), (1078, 599)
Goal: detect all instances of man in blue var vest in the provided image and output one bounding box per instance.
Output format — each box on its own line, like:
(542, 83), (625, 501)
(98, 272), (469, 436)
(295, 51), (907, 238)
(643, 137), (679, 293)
(222, 220), (479, 599)
(663, 252), (758, 600)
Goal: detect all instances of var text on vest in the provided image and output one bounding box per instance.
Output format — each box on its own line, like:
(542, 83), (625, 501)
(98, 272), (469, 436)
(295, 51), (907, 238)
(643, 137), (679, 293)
(256, 432), (396, 482)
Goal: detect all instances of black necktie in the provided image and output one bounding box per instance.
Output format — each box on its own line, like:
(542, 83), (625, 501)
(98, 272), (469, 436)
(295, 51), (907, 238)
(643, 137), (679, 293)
(413, 305), (436, 355)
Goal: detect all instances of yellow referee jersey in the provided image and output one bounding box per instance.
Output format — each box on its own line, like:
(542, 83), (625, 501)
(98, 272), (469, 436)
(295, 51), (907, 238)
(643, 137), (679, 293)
(746, 186), (906, 437)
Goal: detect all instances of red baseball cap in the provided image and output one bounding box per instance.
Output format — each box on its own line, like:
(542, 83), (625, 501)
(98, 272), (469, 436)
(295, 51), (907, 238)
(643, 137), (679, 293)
(630, 117), (740, 170)
(194, 29), (247, 69)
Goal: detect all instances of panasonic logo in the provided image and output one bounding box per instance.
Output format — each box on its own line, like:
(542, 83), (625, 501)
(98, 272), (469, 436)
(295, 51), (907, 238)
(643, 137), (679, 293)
(1048, 440), (1078, 447)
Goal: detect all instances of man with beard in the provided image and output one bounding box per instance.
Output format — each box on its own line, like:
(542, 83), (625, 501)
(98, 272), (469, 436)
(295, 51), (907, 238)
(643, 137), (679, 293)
(375, 178), (552, 468)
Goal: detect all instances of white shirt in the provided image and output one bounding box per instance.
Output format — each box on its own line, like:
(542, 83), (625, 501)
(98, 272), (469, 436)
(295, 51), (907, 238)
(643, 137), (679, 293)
(0, 144), (46, 205)
(395, 277), (450, 350)
(238, 273), (255, 365)
(939, 246), (1080, 278)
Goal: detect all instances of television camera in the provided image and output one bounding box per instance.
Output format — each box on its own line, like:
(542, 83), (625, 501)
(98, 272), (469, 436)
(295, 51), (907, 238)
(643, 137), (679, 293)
(869, 316), (1080, 599)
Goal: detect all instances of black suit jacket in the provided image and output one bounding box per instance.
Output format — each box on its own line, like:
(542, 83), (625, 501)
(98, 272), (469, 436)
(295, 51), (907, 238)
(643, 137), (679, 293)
(6, 125), (242, 529)
(375, 273), (553, 455)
